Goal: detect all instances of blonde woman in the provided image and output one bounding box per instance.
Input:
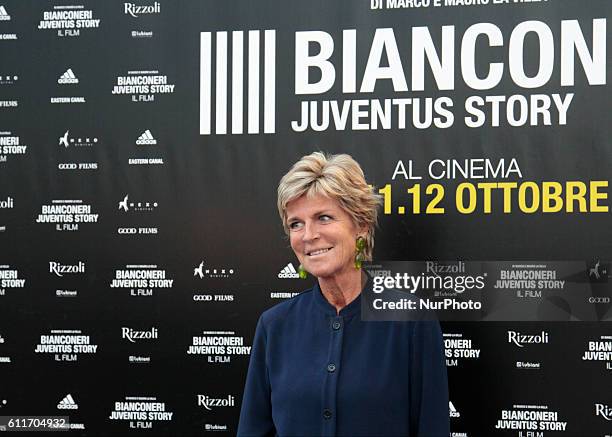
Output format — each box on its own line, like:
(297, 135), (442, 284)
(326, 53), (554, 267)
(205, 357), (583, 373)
(238, 152), (449, 436)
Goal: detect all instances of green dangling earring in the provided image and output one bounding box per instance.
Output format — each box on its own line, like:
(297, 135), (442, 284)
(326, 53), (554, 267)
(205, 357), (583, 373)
(298, 264), (308, 279)
(354, 236), (366, 269)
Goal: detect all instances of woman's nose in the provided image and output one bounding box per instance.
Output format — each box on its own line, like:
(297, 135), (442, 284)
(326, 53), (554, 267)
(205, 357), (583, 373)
(302, 221), (319, 241)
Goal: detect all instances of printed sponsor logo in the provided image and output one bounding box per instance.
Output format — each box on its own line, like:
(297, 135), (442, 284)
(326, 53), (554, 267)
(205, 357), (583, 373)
(118, 194), (158, 212)
(49, 261), (85, 277)
(588, 259), (609, 283)
(58, 130), (98, 148)
(129, 355), (151, 363)
(58, 162), (98, 170)
(595, 403), (612, 421)
(278, 263), (299, 279)
(269, 291), (300, 299)
(443, 332), (480, 367)
(197, 394), (235, 411)
(516, 361), (540, 369)
(187, 331), (251, 364)
(131, 31), (153, 38)
(193, 292), (235, 302)
(194, 261), (235, 279)
(110, 265), (173, 296)
(0, 265), (25, 295)
(449, 401), (460, 418)
(112, 70), (175, 102)
(52, 68), (86, 104)
(122, 327), (158, 343)
(0, 334), (10, 363)
(0, 132), (28, 163)
(117, 195), (159, 235)
(128, 158), (164, 165)
(0, 74), (17, 85)
(582, 335), (612, 370)
(118, 227), (158, 235)
(109, 396), (173, 426)
(34, 329), (98, 361)
(204, 424), (228, 432)
(493, 264), (565, 297)
(37, 5), (101, 37)
(35, 200), (99, 231)
(136, 130), (157, 145)
(0, 196), (13, 209)
(0, 5), (11, 20)
(50, 97), (85, 104)
(200, 30), (276, 135)
(495, 404), (567, 432)
(507, 331), (549, 348)
(57, 394), (78, 410)
(58, 68), (79, 84)
(124, 2), (160, 18)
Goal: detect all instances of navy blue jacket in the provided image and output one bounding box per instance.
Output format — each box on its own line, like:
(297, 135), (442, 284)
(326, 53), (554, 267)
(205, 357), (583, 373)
(238, 280), (449, 436)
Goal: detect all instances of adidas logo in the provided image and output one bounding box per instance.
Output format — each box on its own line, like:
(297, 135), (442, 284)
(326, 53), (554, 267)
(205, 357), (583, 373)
(0, 6), (10, 21)
(449, 401), (460, 418)
(278, 263), (299, 279)
(57, 394), (78, 410)
(58, 68), (79, 84)
(136, 129), (157, 145)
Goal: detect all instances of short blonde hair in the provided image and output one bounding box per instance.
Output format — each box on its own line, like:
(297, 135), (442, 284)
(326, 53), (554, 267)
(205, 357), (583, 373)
(277, 152), (381, 260)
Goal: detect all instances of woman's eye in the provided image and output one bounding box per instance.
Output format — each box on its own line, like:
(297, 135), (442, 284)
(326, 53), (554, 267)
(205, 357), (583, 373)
(289, 222), (303, 230)
(319, 215), (332, 222)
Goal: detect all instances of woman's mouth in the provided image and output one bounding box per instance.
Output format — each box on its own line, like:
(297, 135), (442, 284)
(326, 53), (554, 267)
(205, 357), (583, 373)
(307, 247), (332, 256)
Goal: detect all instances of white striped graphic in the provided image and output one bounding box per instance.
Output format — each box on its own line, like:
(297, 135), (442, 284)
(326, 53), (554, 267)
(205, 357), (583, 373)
(247, 30), (259, 134)
(263, 30), (275, 134)
(136, 129), (157, 145)
(57, 394), (78, 409)
(215, 31), (227, 134)
(199, 32), (211, 135)
(278, 263), (299, 278)
(58, 68), (79, 84)
(138, 130), (155, 141)
(200, 30), (276, 135)
(231, 31), (243, 134)
(61, 69), (76, 79)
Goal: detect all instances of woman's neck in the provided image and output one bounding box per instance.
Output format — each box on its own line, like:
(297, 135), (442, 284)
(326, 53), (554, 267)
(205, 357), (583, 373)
(318, 270), (366, 315)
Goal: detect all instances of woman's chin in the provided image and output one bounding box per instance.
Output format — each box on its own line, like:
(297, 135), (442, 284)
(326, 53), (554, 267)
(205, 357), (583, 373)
(307, 264), (354, 281)
(305, 265), (334, 279)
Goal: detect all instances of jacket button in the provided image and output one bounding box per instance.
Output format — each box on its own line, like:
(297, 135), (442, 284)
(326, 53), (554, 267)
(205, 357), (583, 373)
(323, 409), (332, 419)
(332, 321), (341, 330)
(327, 363), (336, 373)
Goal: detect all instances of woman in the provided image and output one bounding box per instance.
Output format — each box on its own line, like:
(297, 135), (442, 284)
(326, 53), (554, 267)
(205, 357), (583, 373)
(238, 152), (449, 436)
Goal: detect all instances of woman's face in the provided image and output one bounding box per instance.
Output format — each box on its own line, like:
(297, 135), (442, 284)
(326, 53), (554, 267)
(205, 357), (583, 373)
(285, 193), (363, 280)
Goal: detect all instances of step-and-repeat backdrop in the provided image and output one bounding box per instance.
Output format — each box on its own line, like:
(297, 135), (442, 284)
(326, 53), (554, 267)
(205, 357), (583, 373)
(0, 0), (611, 435)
